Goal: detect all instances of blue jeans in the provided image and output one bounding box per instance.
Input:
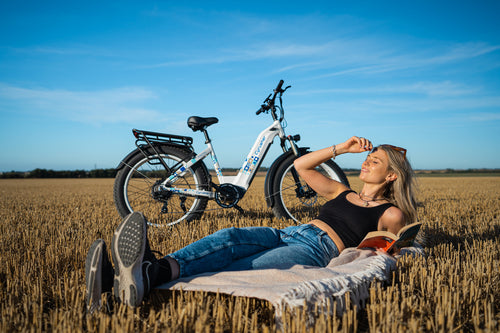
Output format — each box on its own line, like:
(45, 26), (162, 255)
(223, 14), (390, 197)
(168, 224), (340, 278)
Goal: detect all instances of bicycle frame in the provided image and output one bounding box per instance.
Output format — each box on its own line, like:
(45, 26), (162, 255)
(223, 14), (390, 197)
(158, 118), (287, 199)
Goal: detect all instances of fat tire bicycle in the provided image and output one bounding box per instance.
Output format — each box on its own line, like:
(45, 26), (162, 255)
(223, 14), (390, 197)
(113, 80), (349, 226)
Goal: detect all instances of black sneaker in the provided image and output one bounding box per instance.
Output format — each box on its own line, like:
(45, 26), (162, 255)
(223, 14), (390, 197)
(111, 212), (148, 307)
(85, 239), (114, 313)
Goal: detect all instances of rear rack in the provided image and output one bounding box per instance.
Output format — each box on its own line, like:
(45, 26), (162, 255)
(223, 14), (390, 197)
(132, 128), (193, 148)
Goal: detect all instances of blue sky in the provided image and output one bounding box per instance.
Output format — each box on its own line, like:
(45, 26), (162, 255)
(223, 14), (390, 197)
(1, 1), (499, 171)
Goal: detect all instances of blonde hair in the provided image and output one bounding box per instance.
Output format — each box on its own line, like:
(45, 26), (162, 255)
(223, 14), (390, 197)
(376, 145), (418, 224)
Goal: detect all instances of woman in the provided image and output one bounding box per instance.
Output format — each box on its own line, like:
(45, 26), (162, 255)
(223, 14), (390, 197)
(85, 136), (417, 311)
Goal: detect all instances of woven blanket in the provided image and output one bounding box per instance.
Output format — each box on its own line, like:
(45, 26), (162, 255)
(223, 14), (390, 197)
(157, 246), (423, 323)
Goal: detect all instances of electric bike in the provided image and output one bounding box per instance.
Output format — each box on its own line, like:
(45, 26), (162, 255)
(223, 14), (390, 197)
(113, 80), (349, 226)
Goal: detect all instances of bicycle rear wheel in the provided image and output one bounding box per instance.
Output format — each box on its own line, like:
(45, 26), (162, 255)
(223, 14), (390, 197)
(271, 154), (349, 223)
(113, 145), (210, 226)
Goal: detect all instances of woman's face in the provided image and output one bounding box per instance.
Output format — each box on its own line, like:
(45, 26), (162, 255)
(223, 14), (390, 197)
(359, 148), (395, 184)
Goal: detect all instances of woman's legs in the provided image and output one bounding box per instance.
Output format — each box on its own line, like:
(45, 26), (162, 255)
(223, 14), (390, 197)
(222, 224), (339, 271)
(86, 213), (340, 309)
(169, 224), (340, 276)
(168, 226), (282, 277)
(108, 213), (284, 306)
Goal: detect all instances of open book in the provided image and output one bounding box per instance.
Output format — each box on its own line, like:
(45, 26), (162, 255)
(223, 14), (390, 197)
(357, 222), (422, 255)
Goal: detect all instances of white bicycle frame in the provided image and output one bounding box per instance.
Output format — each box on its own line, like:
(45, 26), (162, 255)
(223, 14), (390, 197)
(158, 119), (287, 198)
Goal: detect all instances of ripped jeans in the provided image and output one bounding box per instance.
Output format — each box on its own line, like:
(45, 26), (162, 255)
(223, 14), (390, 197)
(168, 224), (340, 278)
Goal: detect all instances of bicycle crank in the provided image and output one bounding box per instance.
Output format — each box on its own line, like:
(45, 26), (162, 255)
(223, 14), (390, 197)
(214, 183), (245, 214)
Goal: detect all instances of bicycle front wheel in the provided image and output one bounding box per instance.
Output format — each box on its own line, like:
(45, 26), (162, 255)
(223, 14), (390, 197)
(271, 154), (349, 223)
(113, 145), (210, 226)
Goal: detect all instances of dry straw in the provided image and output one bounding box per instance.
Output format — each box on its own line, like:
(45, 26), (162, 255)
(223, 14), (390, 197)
(0, 176), (498, 331)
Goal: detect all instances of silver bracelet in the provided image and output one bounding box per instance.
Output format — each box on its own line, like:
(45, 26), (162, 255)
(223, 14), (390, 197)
(332, 144), (337, 159)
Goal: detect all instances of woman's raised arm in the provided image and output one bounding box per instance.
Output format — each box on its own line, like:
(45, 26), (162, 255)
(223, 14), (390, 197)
(293, 136), (373, 200)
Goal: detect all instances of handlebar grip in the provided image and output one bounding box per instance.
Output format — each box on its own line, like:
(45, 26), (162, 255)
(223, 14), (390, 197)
(276, 80), (284, 92)
(256, 104), (267, 115)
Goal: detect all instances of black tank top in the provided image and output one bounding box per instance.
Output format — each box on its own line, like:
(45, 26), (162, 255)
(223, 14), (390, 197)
(316, 190), (394, 248)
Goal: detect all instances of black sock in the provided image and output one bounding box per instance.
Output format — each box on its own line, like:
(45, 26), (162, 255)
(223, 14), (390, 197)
(151, 258), (172, 288)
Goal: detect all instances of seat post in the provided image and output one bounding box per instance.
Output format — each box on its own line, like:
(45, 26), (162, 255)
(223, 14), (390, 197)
(201, 128), (211, 144)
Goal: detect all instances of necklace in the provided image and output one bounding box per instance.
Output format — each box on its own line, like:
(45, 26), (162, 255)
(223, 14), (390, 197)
(359, 193), (386, 207)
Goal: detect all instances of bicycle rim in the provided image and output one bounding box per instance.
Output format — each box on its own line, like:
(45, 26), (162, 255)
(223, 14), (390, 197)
(122, 153), (206, 226)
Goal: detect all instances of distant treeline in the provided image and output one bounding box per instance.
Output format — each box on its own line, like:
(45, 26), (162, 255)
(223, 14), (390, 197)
(415, 168), (500, 175)
(345, 168), (500, 176)
(0, 168), (117, 179)
(1, 167), (499, 179)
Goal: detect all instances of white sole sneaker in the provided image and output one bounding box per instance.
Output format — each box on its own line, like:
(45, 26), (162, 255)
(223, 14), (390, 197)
(111, 212), (147, 307)
(85, 239), (112, 313)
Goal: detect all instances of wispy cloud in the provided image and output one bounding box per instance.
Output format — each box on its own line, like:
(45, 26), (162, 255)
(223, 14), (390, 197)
(7, 44), (116, 57)
(142, 41), (336, 68)
(468, 112), (500, 122)
(358, 96), (500, 114)
(289, 88), (500, 119)
(273, 61), (326, 73)
(424, 42), (500, 65)
(308, 41), (500, 78)
(0, 84), (164, 125)
(295, 81), (480, 97)
(143, 35), (500, 82)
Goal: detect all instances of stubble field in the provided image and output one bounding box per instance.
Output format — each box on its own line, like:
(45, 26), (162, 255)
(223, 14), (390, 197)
(0, 176), (498, 332)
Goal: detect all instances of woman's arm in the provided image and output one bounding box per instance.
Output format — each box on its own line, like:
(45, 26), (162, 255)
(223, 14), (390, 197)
(293, 136), (373, 200)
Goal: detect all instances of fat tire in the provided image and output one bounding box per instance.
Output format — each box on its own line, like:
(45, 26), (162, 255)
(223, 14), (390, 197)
(113, 145), (210, 226)
(271, 154), (349, 222)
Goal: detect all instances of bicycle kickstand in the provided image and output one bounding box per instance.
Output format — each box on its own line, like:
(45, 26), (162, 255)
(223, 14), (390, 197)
(233, 204), (245, 215)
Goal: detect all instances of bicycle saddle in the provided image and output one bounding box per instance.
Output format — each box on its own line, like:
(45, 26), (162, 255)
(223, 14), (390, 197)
(187, 116), (219, 131)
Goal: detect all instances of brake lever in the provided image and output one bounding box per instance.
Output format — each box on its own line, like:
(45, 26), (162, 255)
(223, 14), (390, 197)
(256, 93), (273, 115)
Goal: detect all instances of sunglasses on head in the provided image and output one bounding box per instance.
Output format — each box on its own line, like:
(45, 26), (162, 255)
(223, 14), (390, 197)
(371, 145), (407, 158)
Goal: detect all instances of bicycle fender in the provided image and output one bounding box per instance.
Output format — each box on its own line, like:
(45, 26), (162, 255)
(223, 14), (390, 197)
(116, 148), (143, 170)
(115, 144), (197, 171)
(264, 147), (309, 208)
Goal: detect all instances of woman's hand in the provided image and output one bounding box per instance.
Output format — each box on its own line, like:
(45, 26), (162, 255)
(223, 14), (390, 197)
(337, 136), (373, 155)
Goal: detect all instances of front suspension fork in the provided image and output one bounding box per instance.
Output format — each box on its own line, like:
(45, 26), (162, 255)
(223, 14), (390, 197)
(282, 135), (312, 197)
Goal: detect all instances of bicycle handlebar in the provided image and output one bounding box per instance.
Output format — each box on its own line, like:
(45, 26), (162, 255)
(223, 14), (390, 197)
(256, 80), (289, 115)
(275, 79), (284, 93)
